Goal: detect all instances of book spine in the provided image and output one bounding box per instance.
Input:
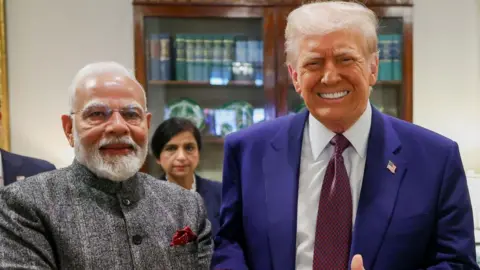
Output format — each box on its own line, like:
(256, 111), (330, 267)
(175, 34), (186, 81)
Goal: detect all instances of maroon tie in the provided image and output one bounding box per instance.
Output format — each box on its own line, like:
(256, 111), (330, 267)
(312, 133), (352, 270)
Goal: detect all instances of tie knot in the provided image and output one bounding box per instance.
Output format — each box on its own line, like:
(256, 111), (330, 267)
(330, 133), (350, 154)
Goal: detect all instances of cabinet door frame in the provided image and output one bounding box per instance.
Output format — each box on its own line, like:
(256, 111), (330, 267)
(274, 5), (413, 122)
(133, 5), (277, 118)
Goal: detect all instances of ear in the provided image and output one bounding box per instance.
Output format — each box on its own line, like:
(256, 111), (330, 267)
(146, 112), (152, 129)
(287, 64), (301, 94)
(61, 115), (74, 147)
(368, 53), (379, 86)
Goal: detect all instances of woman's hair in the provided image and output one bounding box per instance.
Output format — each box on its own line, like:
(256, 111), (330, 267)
(150, 117), (202, 159)
(285, 1), (379, 66)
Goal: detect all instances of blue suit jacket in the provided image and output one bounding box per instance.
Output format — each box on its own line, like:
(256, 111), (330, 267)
(196, 176), (222, 236)
(212, 107), (478, 270)
(2, 150), (56, 186)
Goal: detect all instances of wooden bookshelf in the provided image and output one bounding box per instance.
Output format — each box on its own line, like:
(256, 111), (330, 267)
(149, 80), (262, 87)
(133, 0), (414, 176)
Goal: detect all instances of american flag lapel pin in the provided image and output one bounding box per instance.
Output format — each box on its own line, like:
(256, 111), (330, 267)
(387, 160), (396, 174)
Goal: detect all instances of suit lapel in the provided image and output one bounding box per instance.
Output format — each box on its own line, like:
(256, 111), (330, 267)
(264, 110), (309, 270)
(195, 176), (212, 204)
(350, 108), (407, 269)
(195, 176), (207, 196)
(1, 150), (23, 186)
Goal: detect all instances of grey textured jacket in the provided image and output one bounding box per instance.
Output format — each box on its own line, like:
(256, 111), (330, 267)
(0, 160), (212, 269)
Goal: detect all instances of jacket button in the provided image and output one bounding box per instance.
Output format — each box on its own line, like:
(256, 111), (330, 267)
(132, 235), (142, 245)
(122, 199), (131, 206)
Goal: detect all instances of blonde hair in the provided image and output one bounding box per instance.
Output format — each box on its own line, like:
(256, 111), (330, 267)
(285, 1), (379, 66)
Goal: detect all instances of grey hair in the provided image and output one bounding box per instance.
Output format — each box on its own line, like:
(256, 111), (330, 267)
(285, 1), (379, 66)
(68, 61), (147, 112)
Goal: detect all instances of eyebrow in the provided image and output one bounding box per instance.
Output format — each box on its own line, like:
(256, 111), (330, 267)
(304, 48), (358, 56)
(80, 100), (144, 112)
(164, 143), (178, 147)
(123, 102), (144, 111)
(301, 54), (324, 65)
(80, 100), (106, 112)
(165, 141), (197, 147)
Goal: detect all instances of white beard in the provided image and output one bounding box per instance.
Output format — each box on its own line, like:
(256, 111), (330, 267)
(73, 128), (148, 182)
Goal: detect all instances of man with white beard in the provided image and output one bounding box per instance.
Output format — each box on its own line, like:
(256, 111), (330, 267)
(0, 62), (212, 269)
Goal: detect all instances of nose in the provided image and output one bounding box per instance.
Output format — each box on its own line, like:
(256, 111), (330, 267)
(321, 60), (341, 85)
(175, 149), (187, 161)
(104, 111), (129, 136)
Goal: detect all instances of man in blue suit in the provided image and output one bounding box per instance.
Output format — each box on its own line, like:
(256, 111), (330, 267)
(1, 149), (56, 186)
(0, 111), (56, 187)
(212, 1), (478, 270)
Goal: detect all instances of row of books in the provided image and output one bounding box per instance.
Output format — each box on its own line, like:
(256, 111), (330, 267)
(378, 34), (402, 81)
(147, 33), (402, 84)
(147, 33), (264, 85)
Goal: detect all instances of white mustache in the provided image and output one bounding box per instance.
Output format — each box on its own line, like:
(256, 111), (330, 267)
(98, 136), (137, 151)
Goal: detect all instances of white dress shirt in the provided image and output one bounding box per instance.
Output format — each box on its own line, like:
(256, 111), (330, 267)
(191, 174), (197, 192)
(295, 104), (372, 270)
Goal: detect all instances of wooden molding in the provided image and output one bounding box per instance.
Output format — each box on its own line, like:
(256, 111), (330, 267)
(133, 0), (413, 6)
(133, 0), (269, 6)
(282, 0), (413, 6)
(0, 0), (10, 150)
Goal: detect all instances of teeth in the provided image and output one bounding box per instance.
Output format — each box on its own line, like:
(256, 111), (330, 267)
(318, 91), (349, 99)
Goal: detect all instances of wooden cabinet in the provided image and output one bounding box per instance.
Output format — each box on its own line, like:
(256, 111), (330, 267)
(133, 0), (413, 178)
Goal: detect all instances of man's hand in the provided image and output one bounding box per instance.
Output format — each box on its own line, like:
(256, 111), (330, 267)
(351, 254), (365, 270)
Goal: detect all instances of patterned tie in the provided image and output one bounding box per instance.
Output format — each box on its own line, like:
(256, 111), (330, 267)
(312, 133), (352, 270)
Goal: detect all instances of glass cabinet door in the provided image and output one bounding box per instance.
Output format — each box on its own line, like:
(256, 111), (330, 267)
(370, 17), (404, 118)
(140, 8), (274, 180)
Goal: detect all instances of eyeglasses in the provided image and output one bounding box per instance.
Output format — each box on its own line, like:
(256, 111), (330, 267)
(70, 104), (147, 126)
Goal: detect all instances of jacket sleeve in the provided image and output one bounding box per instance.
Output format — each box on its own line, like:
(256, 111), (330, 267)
(424, 142), (479, 269)
(194, 192), (214, 270)
(211, 136), (249, 270)
(0, 185), (57, 269)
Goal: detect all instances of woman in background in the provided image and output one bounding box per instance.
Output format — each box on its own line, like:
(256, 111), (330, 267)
(151, 117), (222, 236)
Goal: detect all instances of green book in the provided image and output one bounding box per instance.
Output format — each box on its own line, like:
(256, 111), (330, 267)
(185, 34), (196, 82)
(175, 34), (186, 81)
(203, 35), (213, 82)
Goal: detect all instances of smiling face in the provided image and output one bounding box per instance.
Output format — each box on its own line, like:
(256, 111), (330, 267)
(61, 73), (151, 181)
(288, 30), (378, 132)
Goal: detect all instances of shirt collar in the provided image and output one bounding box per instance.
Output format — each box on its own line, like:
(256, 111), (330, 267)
(309, 102), (372, 160)
(191, 175), (196, 192)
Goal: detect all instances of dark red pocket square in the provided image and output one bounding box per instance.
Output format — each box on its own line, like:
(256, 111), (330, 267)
(170, 226), (197, 246)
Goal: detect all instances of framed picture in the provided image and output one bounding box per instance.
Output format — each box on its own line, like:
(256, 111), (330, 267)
(0, 0), (10, 151)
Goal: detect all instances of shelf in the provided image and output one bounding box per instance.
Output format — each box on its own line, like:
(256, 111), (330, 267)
(149, 80), (262, 87)
(203, 135), (225, 144)
(376, 80), (402, 85)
